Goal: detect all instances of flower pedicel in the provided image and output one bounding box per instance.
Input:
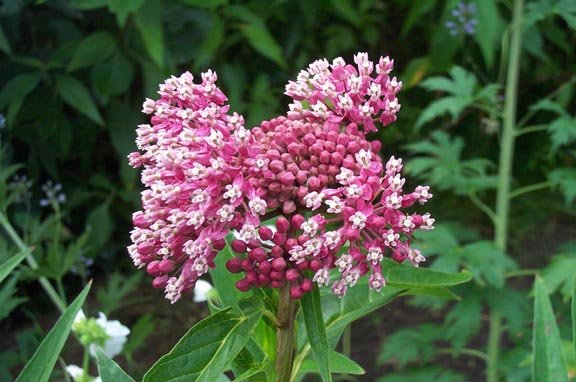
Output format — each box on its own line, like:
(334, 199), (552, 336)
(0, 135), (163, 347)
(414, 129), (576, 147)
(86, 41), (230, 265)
(128, 53), (434, 303)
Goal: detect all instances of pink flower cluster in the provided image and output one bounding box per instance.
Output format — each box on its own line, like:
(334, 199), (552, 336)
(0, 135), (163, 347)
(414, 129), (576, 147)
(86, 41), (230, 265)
(128, 53), (434, 303)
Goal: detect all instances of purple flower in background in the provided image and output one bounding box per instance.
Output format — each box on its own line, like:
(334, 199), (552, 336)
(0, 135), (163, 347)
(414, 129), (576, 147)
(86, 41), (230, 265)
(446, 2), (478, 36)
(0, 113), (5, 129)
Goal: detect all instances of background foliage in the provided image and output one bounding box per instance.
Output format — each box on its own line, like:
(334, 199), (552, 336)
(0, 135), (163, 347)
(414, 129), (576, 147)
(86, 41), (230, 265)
(0, 0), (575, 381)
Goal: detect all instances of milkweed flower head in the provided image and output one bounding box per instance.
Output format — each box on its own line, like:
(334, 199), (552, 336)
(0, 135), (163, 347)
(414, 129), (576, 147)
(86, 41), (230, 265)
(129, 53), (434, 302)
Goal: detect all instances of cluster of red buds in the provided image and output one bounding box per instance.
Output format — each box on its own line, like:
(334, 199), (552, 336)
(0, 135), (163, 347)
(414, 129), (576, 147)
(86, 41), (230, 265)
(129, 53), (434, 302)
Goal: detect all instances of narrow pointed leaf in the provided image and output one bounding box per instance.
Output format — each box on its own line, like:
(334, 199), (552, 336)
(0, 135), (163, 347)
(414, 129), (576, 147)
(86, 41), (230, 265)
(134, 0), (164, 68)
(0, 72), (41, 126)
(68, 32), (117, 71)
(300, 351), (365, 375)
(382, 258), (472, 288)
(143, 307), (262, 382)
(15, 282), (91, 382)
(96, 348), (135, 382)
(532, 277), (569, 382)
(301, 286), (332, 382)
(56, 74), (103, 125)
(0, 249), (30, 284)
(238, 24), (286, 68)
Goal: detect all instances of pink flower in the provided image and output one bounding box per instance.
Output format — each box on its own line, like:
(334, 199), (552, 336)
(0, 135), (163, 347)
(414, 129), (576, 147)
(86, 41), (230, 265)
(129, 54), (434, 302)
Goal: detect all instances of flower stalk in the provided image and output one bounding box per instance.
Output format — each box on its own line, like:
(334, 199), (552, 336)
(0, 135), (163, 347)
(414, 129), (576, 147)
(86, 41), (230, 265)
(275, 285), (297, 382)
(488, 0), (524, 381)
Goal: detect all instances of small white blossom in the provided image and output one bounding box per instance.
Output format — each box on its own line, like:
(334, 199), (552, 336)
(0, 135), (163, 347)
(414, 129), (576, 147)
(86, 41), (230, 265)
(193, 279), (214, 302)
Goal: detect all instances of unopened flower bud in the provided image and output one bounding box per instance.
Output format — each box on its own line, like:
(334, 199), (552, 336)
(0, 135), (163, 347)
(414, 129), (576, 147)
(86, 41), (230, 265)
(259, 226), (274, 241)
(231, 240), (247, 253)
(276, 217), (291, 233)
(226, 257), (243, 273)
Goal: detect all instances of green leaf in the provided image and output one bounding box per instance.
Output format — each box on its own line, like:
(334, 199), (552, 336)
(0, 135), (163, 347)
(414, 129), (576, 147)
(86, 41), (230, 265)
(415, 96), (470, 128)
(300, 351), (364, 375)
(405, 131), (497, 194)
(460, 241), (517, 288)
(328, 0), (360, 26)
(377, 324), (443, 367)
(382, 258), (472, 288)
(108, 0), (146, 26)
(444, 291), (483, 348)
(232, 368), (267, 382)
(55, 74), (103, 125)
(532, 277), (569, 382)
(134, 0), (164, 68)
(529, 99), (568, 116)
(238, 24), (286, 68)
(96, 348), (135, 382)
(0, 72), (41, 127)
(143, 305), (262, 382)
(301, 285), (332, 382)
(67, 32), (117, 71)
(420, 66), (477, 96)
(542, 251), (576, 301)
(0, 275), (28, 321)
(548, 116), (576, 151)
(15, 283), (91, 382)
(474, 0), (505, 67)
(0, 248), (30, 284)
(549, 168), (576, 205)
(0, 24), (11, 55)
(86, 201), (114, 249)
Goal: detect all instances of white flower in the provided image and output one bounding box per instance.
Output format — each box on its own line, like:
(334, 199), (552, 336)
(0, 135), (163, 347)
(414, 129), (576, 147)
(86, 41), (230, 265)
(74, 310), (130, 359)
(91, 312), (130, 358)
(193, 279), (214, 302)
(65, 364), (102, 382)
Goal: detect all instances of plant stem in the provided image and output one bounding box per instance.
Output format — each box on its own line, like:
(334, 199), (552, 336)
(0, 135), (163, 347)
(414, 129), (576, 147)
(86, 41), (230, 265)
(515, 124), (548, 137)
(275, 285), (296, 382)
(468, 191), (497, 224)
(0, 211), (66, 312)
(508, 181), (552, 200)
(488, 1), (524, 381)
(438, 347), (489, 362)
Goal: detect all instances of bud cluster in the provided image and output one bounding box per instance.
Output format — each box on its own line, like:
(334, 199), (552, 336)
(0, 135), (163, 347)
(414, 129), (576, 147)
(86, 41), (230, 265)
(129, 53), (434, 303)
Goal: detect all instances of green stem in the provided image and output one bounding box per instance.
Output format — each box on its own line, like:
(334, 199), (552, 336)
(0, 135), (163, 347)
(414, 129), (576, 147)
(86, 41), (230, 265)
(0, 211), (66, 312)
(509, 181), (552, 199)
(82, 345), (90, 379)
(515, 124), (548, 137)
(468, 192), (497, 224)
(488, 1), (524, 381)
(275, 285), (296, 382)
(438, 347), (489, 362)
(504, 269), (539, 278)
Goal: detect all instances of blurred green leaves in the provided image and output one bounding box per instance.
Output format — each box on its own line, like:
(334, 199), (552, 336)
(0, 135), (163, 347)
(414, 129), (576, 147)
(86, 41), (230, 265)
(405, 131), (498, 195)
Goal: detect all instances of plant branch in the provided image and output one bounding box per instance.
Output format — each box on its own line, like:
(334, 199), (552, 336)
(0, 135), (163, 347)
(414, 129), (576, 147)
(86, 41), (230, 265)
(504, 269), (539, 278)
(509, 181), (552, 200)
(438, 347), (489, 362)
(515, 124), (548, 137)
(0, 211), (66, 312)
(275, 285), (297, 382)
(489, 1), (524, 381)
(468, 192), (497, 224)
(516, 76), (576, 128)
